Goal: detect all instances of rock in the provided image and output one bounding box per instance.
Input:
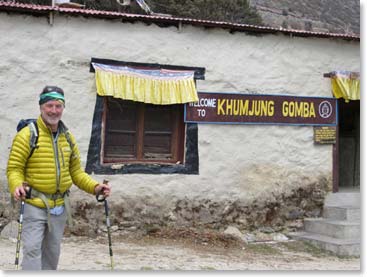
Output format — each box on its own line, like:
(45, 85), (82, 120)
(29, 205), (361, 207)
(286, 219), (304, 230)
(69, 221), (97, 237)
(306, 209), (321, 217)
(286, 208), (304, 220)
(236, 218), (248, 226)
(0, 220), (18, 239)
(164, 211), (177, 221)
(198, 208), (213, 224)
(119, 221), (134, 228)
(126, 226), (138, 232)
(223, 226), (247, 242)
(243, 232), (256, 243)
(258, 227), (274, 233)
(222, 205), (233, 215)
(254, 232), (273, 242)
(272, 233), (289, 242)
(145, 224), (160, 234)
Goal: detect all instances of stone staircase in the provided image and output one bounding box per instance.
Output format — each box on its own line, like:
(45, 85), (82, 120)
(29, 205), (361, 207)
(289, 190), (360, 257)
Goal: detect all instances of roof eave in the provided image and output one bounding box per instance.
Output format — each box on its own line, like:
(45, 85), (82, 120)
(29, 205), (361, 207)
(0, 2), (360, 41)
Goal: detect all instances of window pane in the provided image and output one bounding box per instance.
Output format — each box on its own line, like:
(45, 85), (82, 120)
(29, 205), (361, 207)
(144, 104), (172, 132)
(104, 98), (137, 159)
(143, 104), (173, 159)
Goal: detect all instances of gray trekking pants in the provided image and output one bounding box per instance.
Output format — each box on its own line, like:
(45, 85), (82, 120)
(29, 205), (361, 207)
(21, 203), (67, 270)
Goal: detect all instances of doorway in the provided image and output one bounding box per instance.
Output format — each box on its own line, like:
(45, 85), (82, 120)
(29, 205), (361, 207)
(338, 100), (360, 189)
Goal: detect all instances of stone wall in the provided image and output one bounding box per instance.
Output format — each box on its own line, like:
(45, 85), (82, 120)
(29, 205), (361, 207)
(66, 175), (329, 236)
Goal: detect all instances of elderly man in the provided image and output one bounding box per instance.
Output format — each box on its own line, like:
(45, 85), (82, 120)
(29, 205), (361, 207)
(7, 85), (111, 270)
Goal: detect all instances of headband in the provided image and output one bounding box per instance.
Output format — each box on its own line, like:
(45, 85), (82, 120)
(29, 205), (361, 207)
(39, 91), (65, 105)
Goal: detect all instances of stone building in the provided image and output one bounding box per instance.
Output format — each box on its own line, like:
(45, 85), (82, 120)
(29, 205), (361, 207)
(0, 2), (360, 235)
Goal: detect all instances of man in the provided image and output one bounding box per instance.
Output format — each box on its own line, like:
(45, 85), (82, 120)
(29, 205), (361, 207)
(7, 85), (111, 270)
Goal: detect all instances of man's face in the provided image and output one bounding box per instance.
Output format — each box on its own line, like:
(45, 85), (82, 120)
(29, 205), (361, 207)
(40, 100), (64, 130)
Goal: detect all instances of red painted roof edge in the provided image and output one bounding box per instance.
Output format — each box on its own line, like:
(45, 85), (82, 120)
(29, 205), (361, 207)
(0, 1), (360, 41)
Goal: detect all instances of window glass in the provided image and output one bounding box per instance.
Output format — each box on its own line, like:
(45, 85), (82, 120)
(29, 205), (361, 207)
(103, 97), (184, 164)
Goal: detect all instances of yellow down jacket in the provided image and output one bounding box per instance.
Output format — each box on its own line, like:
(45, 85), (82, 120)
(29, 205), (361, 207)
(7, 116), (98, 209)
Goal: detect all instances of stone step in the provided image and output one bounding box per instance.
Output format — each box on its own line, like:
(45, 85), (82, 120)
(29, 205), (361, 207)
(323, 206), (360, 221)
(324, 192), (360, 207)
(304, 218), (360, 239)
(288, 231), (360, 257)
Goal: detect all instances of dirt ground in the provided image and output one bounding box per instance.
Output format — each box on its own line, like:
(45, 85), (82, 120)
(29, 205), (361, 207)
(0, 227), (361, 272)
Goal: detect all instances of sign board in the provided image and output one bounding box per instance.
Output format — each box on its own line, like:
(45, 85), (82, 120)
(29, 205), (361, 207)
(185, 92), (337, 126)
(313, 126), (337, 144)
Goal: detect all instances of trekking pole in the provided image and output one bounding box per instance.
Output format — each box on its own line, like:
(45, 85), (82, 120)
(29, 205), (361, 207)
(96, 179), (114, 270)
(15, 182), (30, 270)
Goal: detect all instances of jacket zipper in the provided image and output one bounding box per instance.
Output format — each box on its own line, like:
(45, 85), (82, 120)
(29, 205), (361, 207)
(60, 145), (65, 168)
(52, 132), (61, 193)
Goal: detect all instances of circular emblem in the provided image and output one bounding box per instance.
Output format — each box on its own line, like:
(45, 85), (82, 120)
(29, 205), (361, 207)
(318, 101), (333, 118)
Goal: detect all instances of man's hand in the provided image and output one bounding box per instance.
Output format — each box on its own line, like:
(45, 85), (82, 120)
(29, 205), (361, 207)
(13, 182), (29, 201)
(94, 183), (111, 199)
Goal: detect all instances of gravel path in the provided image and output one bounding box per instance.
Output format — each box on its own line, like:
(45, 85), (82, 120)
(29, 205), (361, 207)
(0, 232), (360, 271)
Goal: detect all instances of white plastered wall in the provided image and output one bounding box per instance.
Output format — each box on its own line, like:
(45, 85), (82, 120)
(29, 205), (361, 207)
(0, 13), (360, 209)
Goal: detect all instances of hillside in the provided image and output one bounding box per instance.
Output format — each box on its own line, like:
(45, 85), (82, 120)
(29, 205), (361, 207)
(249, 0), (360, 34)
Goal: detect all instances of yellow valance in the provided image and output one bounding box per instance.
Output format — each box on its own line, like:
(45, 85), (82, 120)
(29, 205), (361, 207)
(330, 71), (360, 103)
(92, 63), (198, 105)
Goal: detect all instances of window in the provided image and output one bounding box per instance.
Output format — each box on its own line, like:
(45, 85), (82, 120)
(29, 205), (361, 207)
(102, 97), (185, 164)
(85, 58), (205, 175)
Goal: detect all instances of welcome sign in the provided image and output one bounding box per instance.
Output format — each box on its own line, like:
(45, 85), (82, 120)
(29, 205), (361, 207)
(185, 92), (337, 126)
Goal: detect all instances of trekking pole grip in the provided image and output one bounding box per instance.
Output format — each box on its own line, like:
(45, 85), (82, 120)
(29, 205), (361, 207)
(22, 182), (31, 199)
(96, 179), (109, 202)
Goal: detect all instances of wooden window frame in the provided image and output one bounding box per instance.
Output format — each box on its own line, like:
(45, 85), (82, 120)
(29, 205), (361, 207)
(86, 58), (205, 175)
(101, 98), (185, 165)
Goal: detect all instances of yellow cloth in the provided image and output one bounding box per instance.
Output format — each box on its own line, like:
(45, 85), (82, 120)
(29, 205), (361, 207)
(92, 63), (198, 105)
(331, 71), (360, 102)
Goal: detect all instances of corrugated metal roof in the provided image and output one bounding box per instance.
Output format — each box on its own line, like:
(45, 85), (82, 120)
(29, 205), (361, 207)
(0, 1), (359, 41)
